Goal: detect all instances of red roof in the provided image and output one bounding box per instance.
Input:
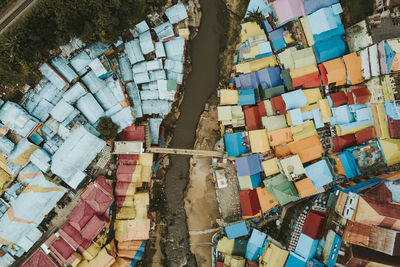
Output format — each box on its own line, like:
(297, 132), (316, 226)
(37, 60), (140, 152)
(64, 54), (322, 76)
(93, 176), (113, 195)
(332, 134), (356, 152)
(116, 165), (137, 182)
(349, 85), (371, 104)
(355, 128), (376, 145)
(329, 91), (348, 107)
(115, 181), (133, 197)
(119, 125), (145, 141)
(363, 183), (400, 221)
(49, 237), (75, 265)
(67, 202), (96, 231)
(270, 95), (286, 115)
(292, 71), (322, 88)
(301, 210), (328, 239)
(247, 261), (259, 266)
(239, 189), (260, 217)
(257, 101), (267, 117)
(388, 116), (400, 139)
(22, 249), (57, 267)
(318, 64), (328, 86)
(244, 106), (261, 131)
(217, 262), (224, 267)
(118, 154), (140, 165)
(81, 181), (113, 215)
(58, 223), (84, 249)
(81, 215), (107, 241)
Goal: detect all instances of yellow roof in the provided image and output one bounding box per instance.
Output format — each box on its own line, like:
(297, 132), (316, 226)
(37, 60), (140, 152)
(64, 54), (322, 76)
(220, 90), (239, 105)
(318, 99), (332, 122)
(292, 47), (316, 68)
(78, 248), (115, 267)
(139, 153), (153, 166)
(178, 28), (190, 40)
(236, 56), (277, 74)
(379, 138), (400, 166)
(300, 17), (315, 46)
(290, 64), (318, 79)
(291, 120), (317, 141)
(260, 243), (289, 267)
(381, 75), (395, 101)
(371, 103), (390, 139)
(335, 123), (372, 136)
(257, 187), (279, 213)
(278, 47), (296, 69)
(216, 237), (235, 255)
(262, 158), (280, 176)
(114, 219), (150, 241)
(353, 197), (379, 223)
(249, 129), (270, 153)
(240, 22), (265, 42)
(82, 242), (101, 261)
(303, 88), (322, 104)
(116, 207), (136, 220)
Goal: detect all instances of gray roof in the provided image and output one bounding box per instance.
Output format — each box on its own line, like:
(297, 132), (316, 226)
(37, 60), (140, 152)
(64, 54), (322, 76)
(0, 102), (39, 138)
(85, 42), (111, 59)
(164, 59), (184, 73)
(81, 71), (106, 94)
(51, 126), (105, 189)
(146, 59), (163, 71)
(132, 62), (148, 74)
(142, 100), (170, 116)
(62, 82), (87, 104)
(70, 51), (91, 76)
(111, 107), (135, 132)
(141, 81), (158, 90)
(154, 22), (175, 41)
(95, 86), (119, 110)
(155, 42), (166, 58)
(139, 31), (155, 55)
(76, 93), (105, 124)
(125, 39), (144, 65)
(125, 82), (143, 119)
(50, 99), (75, 122)
(37, 81), (63, 105)
(118, 53), (134, 82)
(167, 70), (184, 84)
(0, 136), (15, 155)
(134, 72), (150, 84)
(50, 57), (78, 83)
(39, 63), (68, 90)
(30, 149), (51, 172)
(136, 20), (150, 33)
(164, 37), (185, 61)
(149, 69), (166, 81)
(165, 3), (188, 24)
(141, 90), (160, 100)
(149, 118), (163, 144)
(30, 99), (54, 122)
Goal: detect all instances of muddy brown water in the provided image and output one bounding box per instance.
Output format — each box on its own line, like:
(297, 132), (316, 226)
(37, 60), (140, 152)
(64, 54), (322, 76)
(163, 0), (223, 266)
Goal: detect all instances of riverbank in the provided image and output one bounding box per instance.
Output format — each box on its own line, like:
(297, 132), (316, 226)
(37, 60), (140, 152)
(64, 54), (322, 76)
(184, 1), (249, 266)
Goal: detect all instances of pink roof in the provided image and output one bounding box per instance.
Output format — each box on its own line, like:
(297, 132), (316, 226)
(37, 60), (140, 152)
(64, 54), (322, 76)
(48, 236), (75, 266)
(273, 0), (305, 25)
(22, 249), (57, 267)
(93, 176), (113, 195)
(118, 154), (140, 165)
(81, 215), (107, 241)
(67, 202), (96, 231)
(58, 222), (84, 249)
(119, 125), (145, 141)
(117, 165), (138, 182)
(115, 182), (133, 197)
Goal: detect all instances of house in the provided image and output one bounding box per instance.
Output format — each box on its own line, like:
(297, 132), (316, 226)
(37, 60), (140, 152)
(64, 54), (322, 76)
(272, 0), (305, 26)
(224, 132), (249, 157)
(236, 154), (263, 178)
(261, 158), (280, 177)
(21, 248), (57, 267)
(284, 252), (307, 267)
(39, 63), (68, 91)
(320, 58), (347, 86)
(165, 3), (188, 24)
(218, 105), (245, 127)
(220, 90), (239, 105)
(294, 233), (319, 260)
(248, 129), (270, 153)
(313, 35), (347, 63)
(51, 126), (106, 189)
(256, 187), (279, 213)
(238, 89), (256, 106)
(245, 229), (267, 261)
(279, 155), (305, 179)
(225, 221), (249, 240)
(262, 115), (287, 131)
(288, 135), (324, 163)
(301, 211), (328, 240)
(244, 106), (261, 130)
(239, 189), (261, 218)
(307, 3), (344, 42)
(343, 53), (363, 85)
(305, 159), (333, 188)
(264, 174), (299, 205)
(294, 178), (317, 198)
(267, 127), (293, 147)
(260, 243), (289, 267)
(303, 0), (339, 15)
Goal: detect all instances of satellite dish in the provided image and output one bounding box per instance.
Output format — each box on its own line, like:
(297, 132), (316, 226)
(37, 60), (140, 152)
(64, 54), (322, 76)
(287, 165), (294, 172)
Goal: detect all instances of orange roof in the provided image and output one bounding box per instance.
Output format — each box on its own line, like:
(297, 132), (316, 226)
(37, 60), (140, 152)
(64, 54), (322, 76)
(343, 53), (363, 85)
(294, 178), (317, 198)
(274, 143), (292, 157)
(322, 58), (347, 86)
(268, 128), (293, 147)
(256, 187), (278, 213)
(287, 135), (324, 163)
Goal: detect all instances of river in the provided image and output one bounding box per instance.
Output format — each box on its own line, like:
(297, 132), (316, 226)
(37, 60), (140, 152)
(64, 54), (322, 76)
(163, 0), (222, 266)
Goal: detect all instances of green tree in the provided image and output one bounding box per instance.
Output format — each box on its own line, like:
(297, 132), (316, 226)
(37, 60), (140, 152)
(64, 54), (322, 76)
(246, 8), (264, 27)
(96, 117), (119, 141)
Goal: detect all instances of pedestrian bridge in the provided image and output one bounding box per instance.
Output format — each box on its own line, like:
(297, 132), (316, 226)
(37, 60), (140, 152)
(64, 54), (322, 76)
(147, 147), (224, 158)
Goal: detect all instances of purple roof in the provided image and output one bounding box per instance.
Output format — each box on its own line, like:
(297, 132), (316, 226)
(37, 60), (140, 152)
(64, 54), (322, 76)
(235, 72), (258, 90)
(257, 67), (282, 88)
(235, 154), (263, 176)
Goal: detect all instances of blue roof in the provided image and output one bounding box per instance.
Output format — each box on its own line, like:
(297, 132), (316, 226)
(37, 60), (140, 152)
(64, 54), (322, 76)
(340, 177), (383, 194)
(313, 35), (347, 63)
(263, 19), (273, 33)
(235, 72), (258, 90)
(238, 89), (256, 105)
(295, 233), (319, 260)
(164, 37), (186, 62)
(76, 93), (105, 124)
(246, 0), (273, 17)
(111, 107), (134, 132)
(39, 63), (67, 90)
(305, 159), (333, 188)
(235, 154), (263, 176)
(282, 89), (307, 110)
(142, 100), (170, 116)
(125, 82), (143, 119)
(313, 24), (345, 42)
(165, 3), (188, 24)
(149, 118), (163, 144)
(330, 105), (354, 126)
(118, 53), (134, 83)
(337, 151), (359, 178)
(224, 132), (248, 157)
(307, 4), (343, 37)
(327, 233), (342, 267)
(269, 28), (286, 51)
(0, 136), (14, 155)
(225, 221), (249, 240)
(385, 101), (400, 120)
(257, 67), (282, 88)
(285, 252), (307, 267)
(304, 0), (339, 15)
(70, 51), (91, 76)
(386, 40), (395, 72)
(245, 229), (267, 261)
(224, 132), (249, 157)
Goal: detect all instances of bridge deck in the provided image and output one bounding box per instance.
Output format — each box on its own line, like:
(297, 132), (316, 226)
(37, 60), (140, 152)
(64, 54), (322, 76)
(147, 147), (224, 157)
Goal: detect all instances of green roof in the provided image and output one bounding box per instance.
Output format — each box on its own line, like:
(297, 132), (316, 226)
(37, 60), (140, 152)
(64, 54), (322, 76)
(264, 174), (298, 206)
